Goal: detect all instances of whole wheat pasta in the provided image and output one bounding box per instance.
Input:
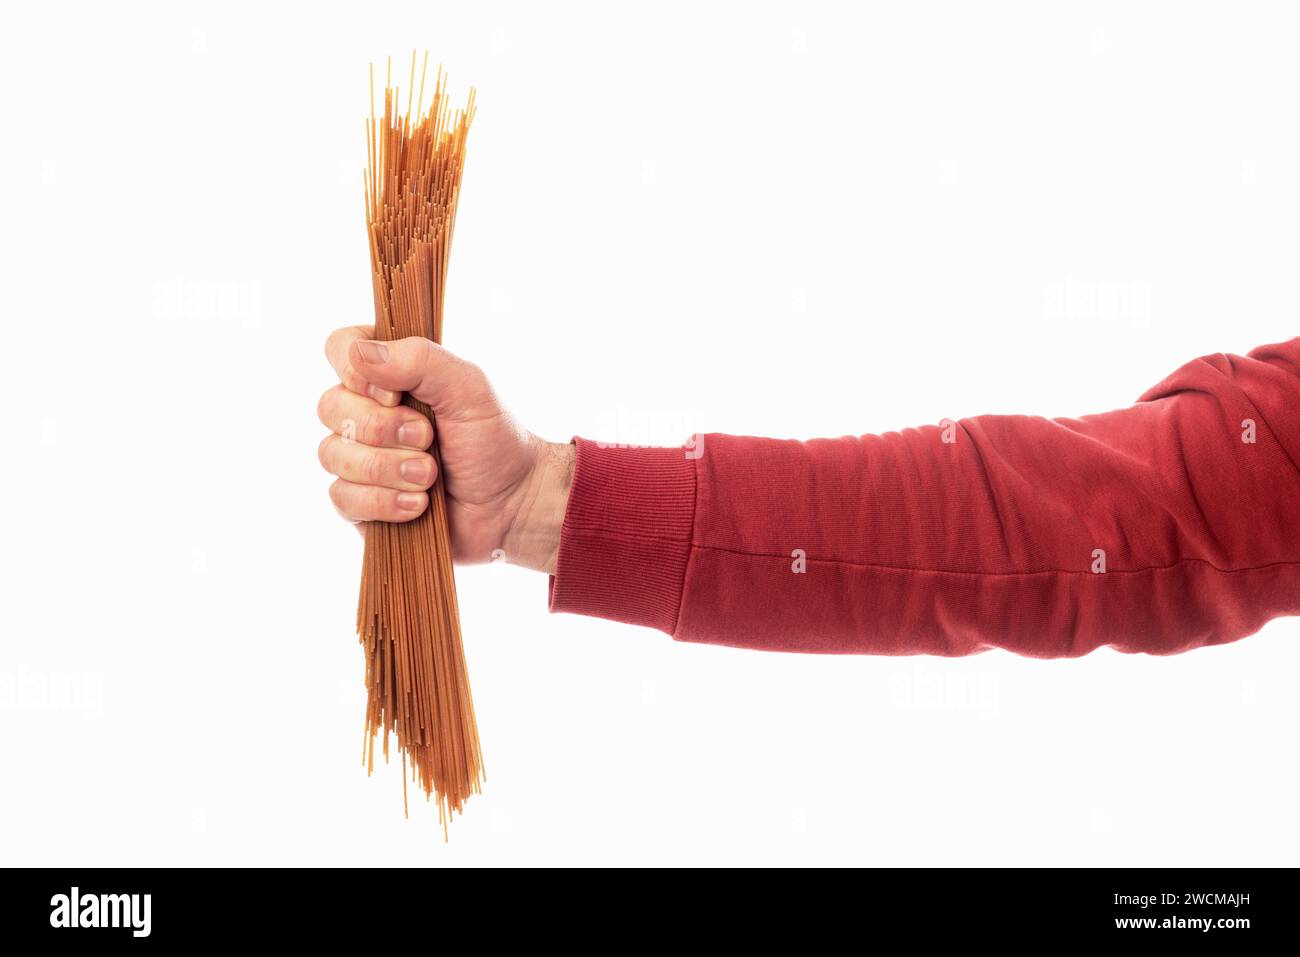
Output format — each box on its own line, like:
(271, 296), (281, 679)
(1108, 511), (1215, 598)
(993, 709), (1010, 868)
(357, 53), (482, 836)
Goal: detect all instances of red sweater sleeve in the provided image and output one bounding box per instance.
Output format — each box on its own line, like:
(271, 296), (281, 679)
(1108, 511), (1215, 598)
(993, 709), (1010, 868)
(549, 339), (1300, 657)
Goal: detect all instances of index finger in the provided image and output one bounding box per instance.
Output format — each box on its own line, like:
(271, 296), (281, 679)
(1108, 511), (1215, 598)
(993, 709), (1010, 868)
(324, 324), (400, 407)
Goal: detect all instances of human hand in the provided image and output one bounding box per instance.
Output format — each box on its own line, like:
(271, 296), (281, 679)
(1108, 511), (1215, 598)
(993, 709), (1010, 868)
(317, 325), (573, 573)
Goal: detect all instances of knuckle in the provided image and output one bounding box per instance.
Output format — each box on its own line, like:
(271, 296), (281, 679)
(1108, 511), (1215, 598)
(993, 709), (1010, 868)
(362, 449), (386, 485)
(326, 328), (350, 365)
(370, 486), (397, 519)
(417, 338), (440, 380)
(341, 365), (367, 395)
(317, 434), (335, 469)
(339, 416), (359, 444)
(360, 408), (385, 445)
(328, 479), (346, 508)
(461, 358), (485, 382)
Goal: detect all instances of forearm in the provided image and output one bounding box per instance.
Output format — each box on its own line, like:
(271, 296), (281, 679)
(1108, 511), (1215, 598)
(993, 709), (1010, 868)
(540, 339), (1300, 656)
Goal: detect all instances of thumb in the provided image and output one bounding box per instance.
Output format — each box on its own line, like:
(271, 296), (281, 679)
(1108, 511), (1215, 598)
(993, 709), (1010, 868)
(350, 337), (494, 417)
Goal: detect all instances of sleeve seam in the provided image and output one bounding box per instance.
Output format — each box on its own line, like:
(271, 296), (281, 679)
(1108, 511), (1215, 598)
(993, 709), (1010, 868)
(687, 541), (1300, 579)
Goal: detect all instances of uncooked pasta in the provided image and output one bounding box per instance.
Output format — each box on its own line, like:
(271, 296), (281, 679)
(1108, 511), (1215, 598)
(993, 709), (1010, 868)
(357, 53), (481, 836)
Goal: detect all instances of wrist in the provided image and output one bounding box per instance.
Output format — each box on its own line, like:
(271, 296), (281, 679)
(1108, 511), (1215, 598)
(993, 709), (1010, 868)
(503, 440), (575, 574)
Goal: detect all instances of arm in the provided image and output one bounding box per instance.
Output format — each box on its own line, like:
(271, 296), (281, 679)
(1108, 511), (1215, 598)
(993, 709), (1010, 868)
(548, 339), (1300, 656)
(319, 332), (1300, 658)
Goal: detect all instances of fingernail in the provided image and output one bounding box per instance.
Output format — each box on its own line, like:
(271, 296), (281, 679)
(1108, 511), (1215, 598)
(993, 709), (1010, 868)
(397, 492), (425, 511)
(400, 459), (429, 484)
(356, 340), (389, 364)
(369, 384), (398, 404)
(397, 421), (427, 448)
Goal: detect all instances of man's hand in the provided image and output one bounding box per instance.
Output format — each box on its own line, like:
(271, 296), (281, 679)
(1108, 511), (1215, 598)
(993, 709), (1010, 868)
(317, 325), (573, 574)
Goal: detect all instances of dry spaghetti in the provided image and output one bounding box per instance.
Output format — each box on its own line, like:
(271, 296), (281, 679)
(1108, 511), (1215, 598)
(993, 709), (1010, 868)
(358, 53), (482, 836)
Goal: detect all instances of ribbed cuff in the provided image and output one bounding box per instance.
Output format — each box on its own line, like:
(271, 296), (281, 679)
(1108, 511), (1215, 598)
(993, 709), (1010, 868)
(548, 438), (697, 635)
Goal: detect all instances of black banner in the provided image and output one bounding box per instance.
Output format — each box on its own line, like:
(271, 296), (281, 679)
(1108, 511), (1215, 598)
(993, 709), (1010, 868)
(1, 867), (1292, 946)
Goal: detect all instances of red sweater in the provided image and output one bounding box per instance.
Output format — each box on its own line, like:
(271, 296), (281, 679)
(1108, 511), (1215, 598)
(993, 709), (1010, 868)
(549, 339), (1300, 657)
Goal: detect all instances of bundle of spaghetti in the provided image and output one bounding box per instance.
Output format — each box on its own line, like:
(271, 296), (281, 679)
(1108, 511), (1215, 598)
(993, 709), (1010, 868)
(358, 53), (482, 836)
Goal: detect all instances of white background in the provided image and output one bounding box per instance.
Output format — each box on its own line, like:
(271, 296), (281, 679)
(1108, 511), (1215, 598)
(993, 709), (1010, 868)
(2, 1), (1298, 866)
